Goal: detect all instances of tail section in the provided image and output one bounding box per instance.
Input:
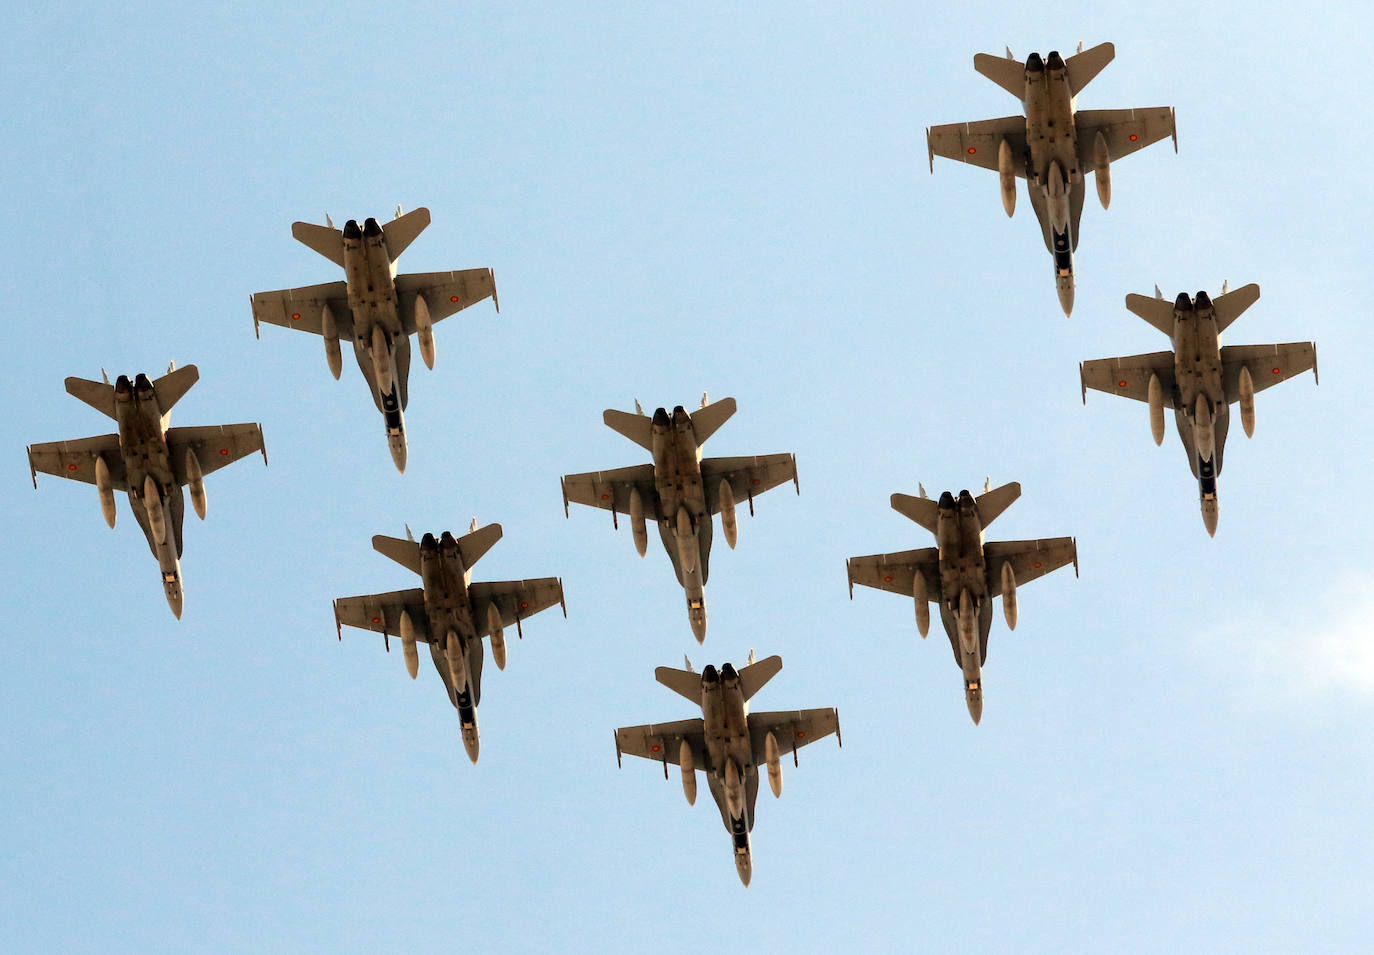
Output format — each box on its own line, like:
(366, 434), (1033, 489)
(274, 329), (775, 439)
(382, 206), (431, 262)
(973, 52), (1025, 99)
(690, 396), (737, 445)
(1065, 41), (1115, 96)
(457, 522), (503, 569)
(975, 481), (1021, 527)
(372, 534), (423, 575)
(738, 654), (782, 702)
(1125, 292), (1177, 336)
(291, 220), (346, 268)
(1213, 282), (1261, 333)
(150, 364), (200, 415)
(655, 665), (703, 704)
(604, 408), (654, 451)
(64, 376), (117, 419)
(891, 493), (940, 533)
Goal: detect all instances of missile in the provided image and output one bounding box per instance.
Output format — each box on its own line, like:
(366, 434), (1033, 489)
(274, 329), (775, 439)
(185, 447), (207, 520)
(1001, 561), (1018, 630)
(628, 485), (648, 557)
(143, 475), (166, 545)
(1239, 365), (1256, 437)
(321, 302), (342, 380)
(1147, 373), (1166, 446)
(1093, 130), (1111, 209)
(675, 506), (697, 574)
(764, 731), (783, 798)
(1194, 393), (1215, 462)
(370, 324), (392, 395)
(912, 570), (930, 638)
(998, 138), (1016, 217)
(719, 478), (738, 549)
(94, 455), (116, 528)
(487, 602), (507, 671)
(724, 757), (744, 818)
(679, 739), (697, 805)
(414, 292), (436, 370)
(399, 610), (419, 679)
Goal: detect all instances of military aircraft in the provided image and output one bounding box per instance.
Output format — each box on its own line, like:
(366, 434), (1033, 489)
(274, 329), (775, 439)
(926, 42), (1176, 315)
(26, 365), (266, 618)
(561, 396), (798, 642)
(1080, 283), (1318, 535)
(333, 522), (565, 763)
(847, 482), (1076, 723)
(614, 653), (839, 886)
(250, 207), (498, 472)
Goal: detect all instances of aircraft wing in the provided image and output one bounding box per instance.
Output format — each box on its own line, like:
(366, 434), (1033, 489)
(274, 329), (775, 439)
(1074, 107), (1176, 166)
(250, 280), (352, 338)
(846, 547), (941, 600)
(1080, 351), (1177, 404)
(166, 424), (266, 481)
(926, 116), (1028, 175)
(395, 269), (498, 331)
(983, 538), (1077, 597)
(468, 577), (566, 636)
(333, 588), (430, 642)
(1221, 342), (1318, 400)
(561, 464), (660, 520)
(615, 718), (708, 769)
(27, 434), (127, 489)
(749, 708), (841, 762)
(701, 453), (798, 514)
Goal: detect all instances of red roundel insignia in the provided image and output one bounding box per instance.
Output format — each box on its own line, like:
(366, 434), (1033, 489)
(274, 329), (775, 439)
(1118, 379), (1128, 388)
(519, 601), (529, 610)
(883, 575), (894, 583)
(370, 616), (381, 624)
(290, 312), (302, 320)
(1271, 367), (1281, 375)
(650, 743), (661, 753)
(219, 448), (229, 455)
(600, 493), (611, 500)
(1129, 134), (1139, 142)
(796, 730), (806, 738)
(967, 147), (977, 155)
(449, 295), (460, 303)
(1033, 561), (1044, 569)
(67, 463), (79, 471)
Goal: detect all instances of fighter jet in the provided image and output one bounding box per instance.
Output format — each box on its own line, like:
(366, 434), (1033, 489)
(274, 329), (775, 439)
(614, 654), (840, 886)
(926, 42), (1176, 315)
(250, 207), (498, 472)
(26, 365), (266, 617)
(846, 483), (1076, 723)
(333, 523), (565, 763)
(1080, 283), (1317, 535)
(560, 396), (798, 642)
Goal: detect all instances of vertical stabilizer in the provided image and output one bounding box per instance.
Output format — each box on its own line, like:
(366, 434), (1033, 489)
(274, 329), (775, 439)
(604, 408), (655, 451)
(382, 206), (431, 262)
(738, 654), (782, 702)
(891, 493), (940, 533)
(372, 535), (423, 575)
(689, 397), (737, 445)
(457, 522), (503, 569)
(291, 221), (346, 268)
(655, 666), (703, 704)
(1213, 283), (1261, 333)
(63, 377), (117, 419)
(975, 481), (1022, 527)
(151, 364), (200, 414)
(1065, 41), (1115, 96)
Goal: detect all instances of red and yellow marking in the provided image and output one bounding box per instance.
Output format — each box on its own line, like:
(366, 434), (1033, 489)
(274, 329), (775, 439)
(967, 146), (977, 155)
(290, 312), (302, 320)
(67, 463), (79, 471)
(1118, 379), (1128, 388)
(883, 575), (893, 583)
(1271, 367), (1281, 375)
(370, 616), (381, 624)
(449, 295), (460, 303)
(219, 448), (229, 455)
(650, 743), (661, 753)
(519, 601), (529, 610)
(1129, 133), (1139, 142)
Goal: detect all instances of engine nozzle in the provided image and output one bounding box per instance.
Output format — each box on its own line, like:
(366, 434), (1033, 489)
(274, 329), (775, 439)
(362, 217), (383, 238)
(342, 219), (362, 240)
(420, 532), (438, 555)
(1026, 52), (1044, 72)
(720, 662), (739, 682)
(938, 491), (956, 509)
(115, 375), (133, 398)
(702, 664), (719, 684)
(1045, 50), (1065, 70)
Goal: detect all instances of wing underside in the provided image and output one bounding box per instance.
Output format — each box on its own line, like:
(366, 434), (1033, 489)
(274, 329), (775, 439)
(1080, 352), (1177, 404)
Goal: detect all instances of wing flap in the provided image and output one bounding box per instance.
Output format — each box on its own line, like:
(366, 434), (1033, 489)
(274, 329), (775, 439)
(395, 269), (498, 331)
(927, 117), (1028, 175)
(748, 708), (840, 764)
(615, 719), (707, 769)
(562, 464), (660, 519)
(1074, 107), (1176, 167)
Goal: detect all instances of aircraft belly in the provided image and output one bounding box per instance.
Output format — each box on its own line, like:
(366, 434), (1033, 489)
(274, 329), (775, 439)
(657, 521), (685, 585)
(1173, 408), (1201, 478)
(937, 602), (961, 667)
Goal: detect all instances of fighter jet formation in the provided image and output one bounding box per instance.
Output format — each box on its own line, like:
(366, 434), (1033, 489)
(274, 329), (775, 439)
(927, 42), (1175, 315)
(26, 365), (265, 617)
(847, 483), (1077, 723)
(23, 35), (1327, 889)
(561, 396), (798, 641)
(615, 654), (839, 885)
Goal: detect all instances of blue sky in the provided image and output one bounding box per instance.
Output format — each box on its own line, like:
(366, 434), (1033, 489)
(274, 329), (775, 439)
(4, 3), (1372, 952)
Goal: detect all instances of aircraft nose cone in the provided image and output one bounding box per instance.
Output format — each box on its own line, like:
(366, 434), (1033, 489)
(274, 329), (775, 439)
(388, 434), (407, 473)
(702, 664), (719, 683)
(1057, 274), (1075, 316)
(462, 727), (480, 764)
(965, 682), (983, 725)
(342, 219), (362, 239)
(363, 217), (383, 237)
(166, 589), (183, 619)
(1202, 500), (1219, 537)
(735, 853), (752, 887)
(1026, 51), (1044, 71)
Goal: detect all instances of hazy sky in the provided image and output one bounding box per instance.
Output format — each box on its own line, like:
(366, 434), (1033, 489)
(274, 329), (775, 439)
(4, 3), (1372, 952)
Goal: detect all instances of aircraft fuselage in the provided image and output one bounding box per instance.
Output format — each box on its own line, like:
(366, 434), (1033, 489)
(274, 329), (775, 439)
(341, 217), (409, 470)
(650, 405), (713, 639)
(418, 531), (482, 761)
(933, 490), (993, 723)
(1168, 291), (1229, 534)
(114, 373), (184, 616)
(699, 664), (757, 886)
(1021, 51), (1081, 314)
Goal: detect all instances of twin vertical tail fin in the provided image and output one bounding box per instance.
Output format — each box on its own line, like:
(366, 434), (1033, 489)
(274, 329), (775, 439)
(151, 364), (200, 415)
(738, 654), (782, 702)
(381, 206), (431, 262)
(1064, 41), (1115, 96)
(1212, 282), (1261, 333)
(291, 220), (346, 268)
(689, 396), (737, 445)
(64, 377), (117, 419)
(457, 522), (503, 569)
(974, 481), (1022, 528)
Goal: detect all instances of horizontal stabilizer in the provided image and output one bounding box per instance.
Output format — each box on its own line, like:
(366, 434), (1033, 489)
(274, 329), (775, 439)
(738, 654), (782, 702)
(975, 481), (1021, 527)
(152, 364), (200, 414)
(689, 397), (737, 445)
(655, 666), (702, 704)
(458, 522), (503, 569)
(372, 534), (423, 575)
(603, 409), (654, 451)
(1065, 41), (1115, 96)
(1213, 282), (1261, 333)
(63, 377), (116, 419)
(382, 206), (431, 262)
(291, 221), (345, 268)
(890, 492), (940, 533)
(973, 52), (1025, 99)
(1125, 293), (1176, 336)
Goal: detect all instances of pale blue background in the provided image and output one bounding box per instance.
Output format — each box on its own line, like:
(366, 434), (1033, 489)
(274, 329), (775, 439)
(3, 3), (1371, 952)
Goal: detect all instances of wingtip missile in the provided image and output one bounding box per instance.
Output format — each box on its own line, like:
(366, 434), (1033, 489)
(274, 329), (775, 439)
(1005, 45), (1014, 60)
(1154, 283), (1164, 300)
(918, 482), (927, 499)
(325, 212), (334, 230)
(634, 398), (644, 416)
(700, 391), (709, 409)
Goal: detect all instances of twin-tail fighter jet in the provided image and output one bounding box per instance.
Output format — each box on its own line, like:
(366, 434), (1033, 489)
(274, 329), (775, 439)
(926, 42), (1176, 315)
(560, 396), (798, 642)
(614, 654), (840, 886)
(847, 482), (1076, 724)
(250, 207), (498, 472)
(26, 365), (266, 617)
(1080, 283), (1318, 535)
(333, 522), (565, 763)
